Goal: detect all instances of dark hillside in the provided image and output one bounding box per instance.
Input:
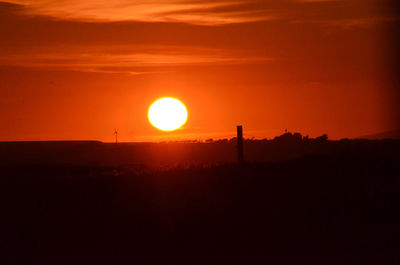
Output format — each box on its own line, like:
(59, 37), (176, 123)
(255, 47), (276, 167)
(1, 149), (399, 264)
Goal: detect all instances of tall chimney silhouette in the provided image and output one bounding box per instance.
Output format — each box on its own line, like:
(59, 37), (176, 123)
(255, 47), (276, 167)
(237, 125), (244, 164)
(114, 129), (118, 144)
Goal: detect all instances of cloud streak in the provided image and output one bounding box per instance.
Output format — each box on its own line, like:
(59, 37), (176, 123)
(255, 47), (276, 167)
(4, 0), (273, 25)
(0, 45), (271, 74)
(1, 0), (397, 27)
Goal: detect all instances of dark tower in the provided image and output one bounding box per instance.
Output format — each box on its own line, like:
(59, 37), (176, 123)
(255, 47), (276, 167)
(114, 129), (118, 144)
(237, 125), (244, 165)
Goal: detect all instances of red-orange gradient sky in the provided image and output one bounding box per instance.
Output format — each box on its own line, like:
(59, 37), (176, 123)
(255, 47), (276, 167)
(0, 0), (399, 141)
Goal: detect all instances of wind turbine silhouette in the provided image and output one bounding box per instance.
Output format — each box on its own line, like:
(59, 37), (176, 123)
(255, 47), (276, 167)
(114, 129), (118, 144)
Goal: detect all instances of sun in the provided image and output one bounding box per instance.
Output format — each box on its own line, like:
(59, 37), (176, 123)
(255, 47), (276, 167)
(148, 97), (188, 131)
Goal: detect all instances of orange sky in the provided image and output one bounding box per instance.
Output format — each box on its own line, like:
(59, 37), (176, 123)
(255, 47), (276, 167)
(0, 0), (399, 141)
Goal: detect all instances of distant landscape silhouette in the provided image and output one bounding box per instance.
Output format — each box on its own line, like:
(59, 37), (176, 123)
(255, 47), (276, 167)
(1, 132), (399, 264)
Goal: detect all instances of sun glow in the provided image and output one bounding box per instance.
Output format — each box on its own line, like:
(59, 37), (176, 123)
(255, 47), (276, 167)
(148, 97), (188, 131)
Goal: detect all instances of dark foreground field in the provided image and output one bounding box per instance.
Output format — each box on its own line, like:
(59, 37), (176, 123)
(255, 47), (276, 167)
(1, 140), (400, 264)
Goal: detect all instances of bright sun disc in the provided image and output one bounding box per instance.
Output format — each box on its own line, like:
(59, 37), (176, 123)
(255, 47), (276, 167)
(148, 97), (188, 131)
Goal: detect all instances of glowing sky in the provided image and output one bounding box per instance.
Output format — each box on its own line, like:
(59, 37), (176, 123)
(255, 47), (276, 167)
(0, 0), (399, 141)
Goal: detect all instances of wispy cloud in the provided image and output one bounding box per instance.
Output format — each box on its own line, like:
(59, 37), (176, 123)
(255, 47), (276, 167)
(2, 0), (397, 27)
(292, 16), (400, 29)
(327, 16), (400, 29)
(0, 45), (271, 74)
(3, 0), (273, 25)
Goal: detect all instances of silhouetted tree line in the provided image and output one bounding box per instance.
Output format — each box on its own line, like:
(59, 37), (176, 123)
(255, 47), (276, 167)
(0, 134), (399, 167)
(206, 131), (329, 144)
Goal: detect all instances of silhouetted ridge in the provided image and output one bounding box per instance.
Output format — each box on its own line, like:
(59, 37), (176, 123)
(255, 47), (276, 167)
(359, 129), (400, 139)
(1, 134), (398, 167)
